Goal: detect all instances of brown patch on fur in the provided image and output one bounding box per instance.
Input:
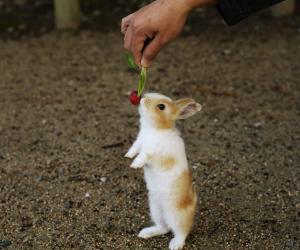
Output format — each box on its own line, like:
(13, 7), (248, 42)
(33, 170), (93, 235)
(154, 111), (172, 129)
(152, 99), (176, 129)
(161, 155), (176, 170)
(146, 154), (176, 170)
(174, 171), (196, 210)
(172, 170), (197, 234)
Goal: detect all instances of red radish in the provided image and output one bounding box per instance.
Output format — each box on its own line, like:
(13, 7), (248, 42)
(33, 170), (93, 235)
(129, 90), (141, 105)
(126, 54), (147, 105)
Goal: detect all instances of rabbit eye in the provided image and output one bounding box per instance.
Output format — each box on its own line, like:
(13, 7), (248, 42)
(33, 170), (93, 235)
(157, 104), (165, 110)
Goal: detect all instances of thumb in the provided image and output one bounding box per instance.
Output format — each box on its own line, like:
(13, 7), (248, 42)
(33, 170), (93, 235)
(141, 35), (162, 67)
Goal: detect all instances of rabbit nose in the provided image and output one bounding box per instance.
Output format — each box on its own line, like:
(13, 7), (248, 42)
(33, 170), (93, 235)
(142, 97), (151, 108)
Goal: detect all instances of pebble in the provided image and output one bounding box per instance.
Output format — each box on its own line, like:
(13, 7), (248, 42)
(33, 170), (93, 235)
(35, 174), (43, 182)
(286, 239), (294, 248)
(253, 122), (263, 128)
(100, 177), (107, 183)
(63, 200), (74, 210)
(223, 49), (231, 56)
(0, 240), (12, 248)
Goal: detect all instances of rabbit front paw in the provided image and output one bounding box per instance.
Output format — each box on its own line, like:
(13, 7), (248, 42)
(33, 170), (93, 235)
(130, 153), (146, 168)
(130, 160), (144, 169)
(125, 149), (137, 159)
(125, 144), (140, 158)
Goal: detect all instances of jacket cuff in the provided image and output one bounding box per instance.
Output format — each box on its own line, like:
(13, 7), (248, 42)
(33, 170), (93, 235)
(216, 0), (250, 25)
(216, 0), (285, 25)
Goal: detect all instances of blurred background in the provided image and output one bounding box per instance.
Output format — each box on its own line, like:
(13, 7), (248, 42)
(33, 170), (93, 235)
(0, 0), (299, 38)
(0, 1), (299, 250)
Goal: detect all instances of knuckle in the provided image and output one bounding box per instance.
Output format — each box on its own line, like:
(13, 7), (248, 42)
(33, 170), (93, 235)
(131, 21), (142, 33)
(121, 17), (127, 26)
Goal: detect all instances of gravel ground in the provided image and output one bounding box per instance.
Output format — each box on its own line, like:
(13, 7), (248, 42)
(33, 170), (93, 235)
(0, 13), (300, 250)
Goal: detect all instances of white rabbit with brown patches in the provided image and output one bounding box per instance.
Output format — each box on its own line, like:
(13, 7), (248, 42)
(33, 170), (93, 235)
(125, 93), (202, 250)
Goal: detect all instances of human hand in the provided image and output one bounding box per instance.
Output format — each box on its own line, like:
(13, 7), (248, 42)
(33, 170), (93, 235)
(121, 0), (216, 67)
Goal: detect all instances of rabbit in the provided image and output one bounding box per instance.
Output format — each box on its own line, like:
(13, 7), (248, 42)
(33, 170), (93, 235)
(125, 93), (202, 250)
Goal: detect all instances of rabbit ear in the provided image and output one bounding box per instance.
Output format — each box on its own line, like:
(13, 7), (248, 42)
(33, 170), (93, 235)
(174, 98), (202, 120)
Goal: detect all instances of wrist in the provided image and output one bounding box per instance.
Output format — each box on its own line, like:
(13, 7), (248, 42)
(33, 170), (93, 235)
(183, 0), (217, 11)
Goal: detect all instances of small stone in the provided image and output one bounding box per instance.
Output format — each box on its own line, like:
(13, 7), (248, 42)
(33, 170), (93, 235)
(84, 192), (91, 198)
(68, 80), (74, 86)
(63, 200), (74, 210)
(41, 119), (47, 125)
(100, 177), (107, 183)
(286, 239), (294, 248)
(35, 174), (43, 182)
(253, 122), (263, 128)
(21, 217), (33, 230)
(0, 240), (12, 248)
(223, 49), (231, 55)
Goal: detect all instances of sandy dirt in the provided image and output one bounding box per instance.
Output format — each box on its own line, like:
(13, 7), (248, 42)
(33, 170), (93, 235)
(0, 13), (300, 250)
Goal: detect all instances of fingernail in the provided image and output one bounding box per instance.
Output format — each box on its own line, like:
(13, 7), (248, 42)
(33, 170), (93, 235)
(141, 58), (150, 68)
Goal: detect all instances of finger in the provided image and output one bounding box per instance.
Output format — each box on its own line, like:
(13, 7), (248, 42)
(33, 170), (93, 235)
(141, 35), (162, 67)
(121, 23), (129, 35)
(121, 14), (134, 34)
(124, 26), (133, 50)
(131, 35), (147, 66)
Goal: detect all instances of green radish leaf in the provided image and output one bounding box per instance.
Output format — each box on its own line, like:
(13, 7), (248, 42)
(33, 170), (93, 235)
(126, 53), (138, 70)
(138, 67), (147, 97)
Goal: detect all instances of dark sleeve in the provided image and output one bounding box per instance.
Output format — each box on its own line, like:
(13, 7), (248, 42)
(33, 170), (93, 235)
(216, 0), (285, 25)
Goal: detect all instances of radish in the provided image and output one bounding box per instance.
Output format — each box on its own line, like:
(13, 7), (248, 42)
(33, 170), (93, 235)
(126, 54), (147, 105)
